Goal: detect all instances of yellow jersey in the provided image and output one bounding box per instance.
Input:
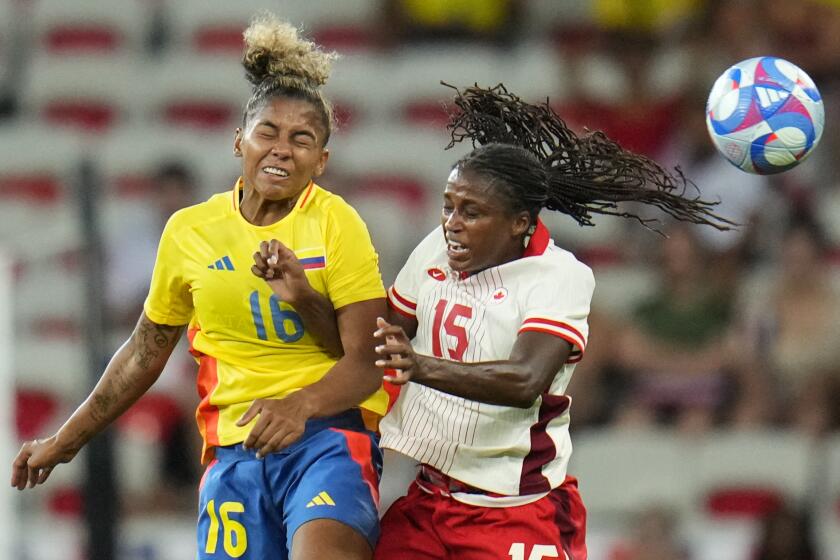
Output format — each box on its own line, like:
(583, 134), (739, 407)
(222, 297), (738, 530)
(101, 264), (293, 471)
(144, 178), (387, 461)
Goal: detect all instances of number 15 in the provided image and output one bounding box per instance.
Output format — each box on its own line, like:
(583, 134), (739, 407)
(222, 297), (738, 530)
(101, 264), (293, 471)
(509, 543), (563, 560)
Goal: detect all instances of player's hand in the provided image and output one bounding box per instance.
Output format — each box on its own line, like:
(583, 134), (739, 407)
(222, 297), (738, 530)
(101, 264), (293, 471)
(11, 435), (78, 491)
(374, 317), (418, 385)
(251, 239), (314, 305)
(236, 391), (316, 458)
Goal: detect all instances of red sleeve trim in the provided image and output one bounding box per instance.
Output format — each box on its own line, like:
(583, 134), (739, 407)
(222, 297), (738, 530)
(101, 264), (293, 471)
(389, 286), (417, 310)
(523, 317), (585, 343)
(387, 297), (416, 318)
(519, 327), (585, 360)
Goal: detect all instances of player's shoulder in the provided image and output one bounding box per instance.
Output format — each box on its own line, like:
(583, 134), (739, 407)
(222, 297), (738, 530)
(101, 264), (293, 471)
(164, 190), (231, 232)
(307, 183), (355, 213)
(535, 243), (595, 285)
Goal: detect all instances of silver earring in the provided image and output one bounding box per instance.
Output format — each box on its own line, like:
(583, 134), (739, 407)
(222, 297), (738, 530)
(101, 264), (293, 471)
(523, 224), (536, 248)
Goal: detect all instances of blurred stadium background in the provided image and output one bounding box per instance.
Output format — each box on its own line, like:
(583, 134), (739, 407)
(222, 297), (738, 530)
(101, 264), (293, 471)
(1, 0), (839, 558)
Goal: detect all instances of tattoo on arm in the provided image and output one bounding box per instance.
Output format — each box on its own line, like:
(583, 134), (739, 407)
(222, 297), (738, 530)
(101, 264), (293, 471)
(132, 320), (183, 371)
(87, 318), (183, 425)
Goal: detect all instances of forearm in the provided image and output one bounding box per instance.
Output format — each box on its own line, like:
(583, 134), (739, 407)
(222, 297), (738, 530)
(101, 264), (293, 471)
(412, 355), (538, 408)
(55, 316), (183, 452)
(290, 288), (343, 358)
(295, 298), (387, 417)
(297, 355), (382, 418)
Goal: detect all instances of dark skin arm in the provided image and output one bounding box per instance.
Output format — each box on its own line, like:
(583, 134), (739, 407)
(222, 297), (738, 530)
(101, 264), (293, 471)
(374, 317), (572, 408)
(236, 298), (387, 458)
(11, 313), (184, 490)
(252, 239), (343, 358)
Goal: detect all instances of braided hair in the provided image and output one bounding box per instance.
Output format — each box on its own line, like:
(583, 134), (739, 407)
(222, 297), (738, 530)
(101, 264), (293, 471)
(446, 83), (735, 232)
(241, 14), (337, 145)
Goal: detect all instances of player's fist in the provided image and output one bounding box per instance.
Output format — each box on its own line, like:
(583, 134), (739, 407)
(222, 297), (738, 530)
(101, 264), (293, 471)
(251, 239), (314, 305)
(374, 317), (418, 385)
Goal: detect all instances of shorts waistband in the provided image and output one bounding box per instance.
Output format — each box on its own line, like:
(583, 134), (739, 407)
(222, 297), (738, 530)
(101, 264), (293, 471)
(416, 464), (503, 497)
(214, 408), (366, 460)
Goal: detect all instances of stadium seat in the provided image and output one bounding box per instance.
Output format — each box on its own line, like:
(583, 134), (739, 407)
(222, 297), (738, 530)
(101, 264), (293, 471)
(30, 0), (151, 55)
(385, 46), (512, 127)
(0, 123), (82, 252)
(694, 430), (817, 520)
(327, 124), (468, 189)
(15, 388), (59, 441)
(568, 428), (701, 522)
(165, 0), (379, 55)
(20, 54), (146, 132)
(323, 53), (395, 129)
(95, 124), (239, 205)
(143, 54), (246, 131)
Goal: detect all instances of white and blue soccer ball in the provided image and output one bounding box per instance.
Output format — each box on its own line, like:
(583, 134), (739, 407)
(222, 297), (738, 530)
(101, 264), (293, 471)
(706, 56), (824, 175)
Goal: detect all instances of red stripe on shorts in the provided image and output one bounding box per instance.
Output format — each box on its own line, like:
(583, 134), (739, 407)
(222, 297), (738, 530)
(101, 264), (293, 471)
(332, 428), (380, 507)
(547, 477), (588, 560)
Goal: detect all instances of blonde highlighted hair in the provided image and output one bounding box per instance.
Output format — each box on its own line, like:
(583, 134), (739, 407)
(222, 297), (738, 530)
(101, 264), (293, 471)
(241, 13), (337, 143)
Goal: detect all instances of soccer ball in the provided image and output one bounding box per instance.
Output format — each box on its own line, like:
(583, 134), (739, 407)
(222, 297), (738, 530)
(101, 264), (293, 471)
(706, 56), (824, 174)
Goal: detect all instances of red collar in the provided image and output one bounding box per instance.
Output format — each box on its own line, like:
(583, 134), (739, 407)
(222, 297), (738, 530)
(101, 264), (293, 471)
(523, 218), (550, 257)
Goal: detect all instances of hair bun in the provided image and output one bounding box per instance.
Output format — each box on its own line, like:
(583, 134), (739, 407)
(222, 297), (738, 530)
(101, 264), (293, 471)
(242, 13), (337, 88)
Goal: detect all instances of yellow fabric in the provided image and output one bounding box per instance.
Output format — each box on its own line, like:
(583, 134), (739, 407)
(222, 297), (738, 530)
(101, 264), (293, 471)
(400, 0), (510, 31)
(594, 0), (700, 31)
(144, 178), (387, 451)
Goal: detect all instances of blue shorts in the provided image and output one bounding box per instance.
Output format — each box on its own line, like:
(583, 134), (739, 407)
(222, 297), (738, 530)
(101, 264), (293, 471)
(196, 409), (382, 559)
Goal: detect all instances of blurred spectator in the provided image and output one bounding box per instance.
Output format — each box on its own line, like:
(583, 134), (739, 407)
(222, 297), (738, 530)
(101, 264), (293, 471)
(379, 0), (524, 47)
(106, 161), (199, 329)
(593, 0), (699, 35)
(559, 30), (681, 158)
(752, 504), (818, 560)
(608, 506), (689, 560)
(736, 220), (840, 435)
(612, 224), (734, 432)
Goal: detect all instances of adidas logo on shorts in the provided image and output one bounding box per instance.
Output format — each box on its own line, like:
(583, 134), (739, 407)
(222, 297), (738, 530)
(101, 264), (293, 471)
(305, 491), (335, 508)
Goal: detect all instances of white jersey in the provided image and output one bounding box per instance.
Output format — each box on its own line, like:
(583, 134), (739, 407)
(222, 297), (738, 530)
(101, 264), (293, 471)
(380, 221), (594, 503)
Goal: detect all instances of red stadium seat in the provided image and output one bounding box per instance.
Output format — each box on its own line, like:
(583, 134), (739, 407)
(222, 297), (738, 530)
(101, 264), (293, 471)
(705, 487), (784, 519)
(0, 174), (62, 204)
(31, 0), (150, 55)
(118, 393), (185, 442)
(144, 54), (246, 131)
(192, 25), (245, 54)
(47, 486), (84, 518)
(21, 55), (143, 132)
(15, 389), (59, 440)
(44, 25), (122, 53)
(166, 0), (379, 56)
(43, 100), (117, 132)
(695, 431), (815, 524)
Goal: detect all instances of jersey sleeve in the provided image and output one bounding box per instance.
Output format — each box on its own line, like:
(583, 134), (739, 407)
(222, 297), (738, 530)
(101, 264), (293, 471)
(387, 228), (441, 318)
(324, 200), (385, 309)
(518, 259), (595, 363)
(143, 214), (194, 326)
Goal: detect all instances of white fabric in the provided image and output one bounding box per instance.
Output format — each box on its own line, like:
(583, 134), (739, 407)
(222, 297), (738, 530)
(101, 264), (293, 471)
(380, 227), (594, 501)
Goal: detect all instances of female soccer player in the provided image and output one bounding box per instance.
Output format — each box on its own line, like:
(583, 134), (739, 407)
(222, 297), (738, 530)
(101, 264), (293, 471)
(368, 84), (732, 560)
(11, 15), (387, 560)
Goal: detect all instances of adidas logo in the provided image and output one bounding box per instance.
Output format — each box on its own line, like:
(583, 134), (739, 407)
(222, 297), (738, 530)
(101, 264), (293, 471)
(207, 256), (235, 271)
(305, 491), (336, 508)
(755, 86), (789, 108)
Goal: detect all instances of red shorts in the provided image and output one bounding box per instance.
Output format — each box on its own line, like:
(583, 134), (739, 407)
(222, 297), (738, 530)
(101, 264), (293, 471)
(375, 475), (587, 560)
